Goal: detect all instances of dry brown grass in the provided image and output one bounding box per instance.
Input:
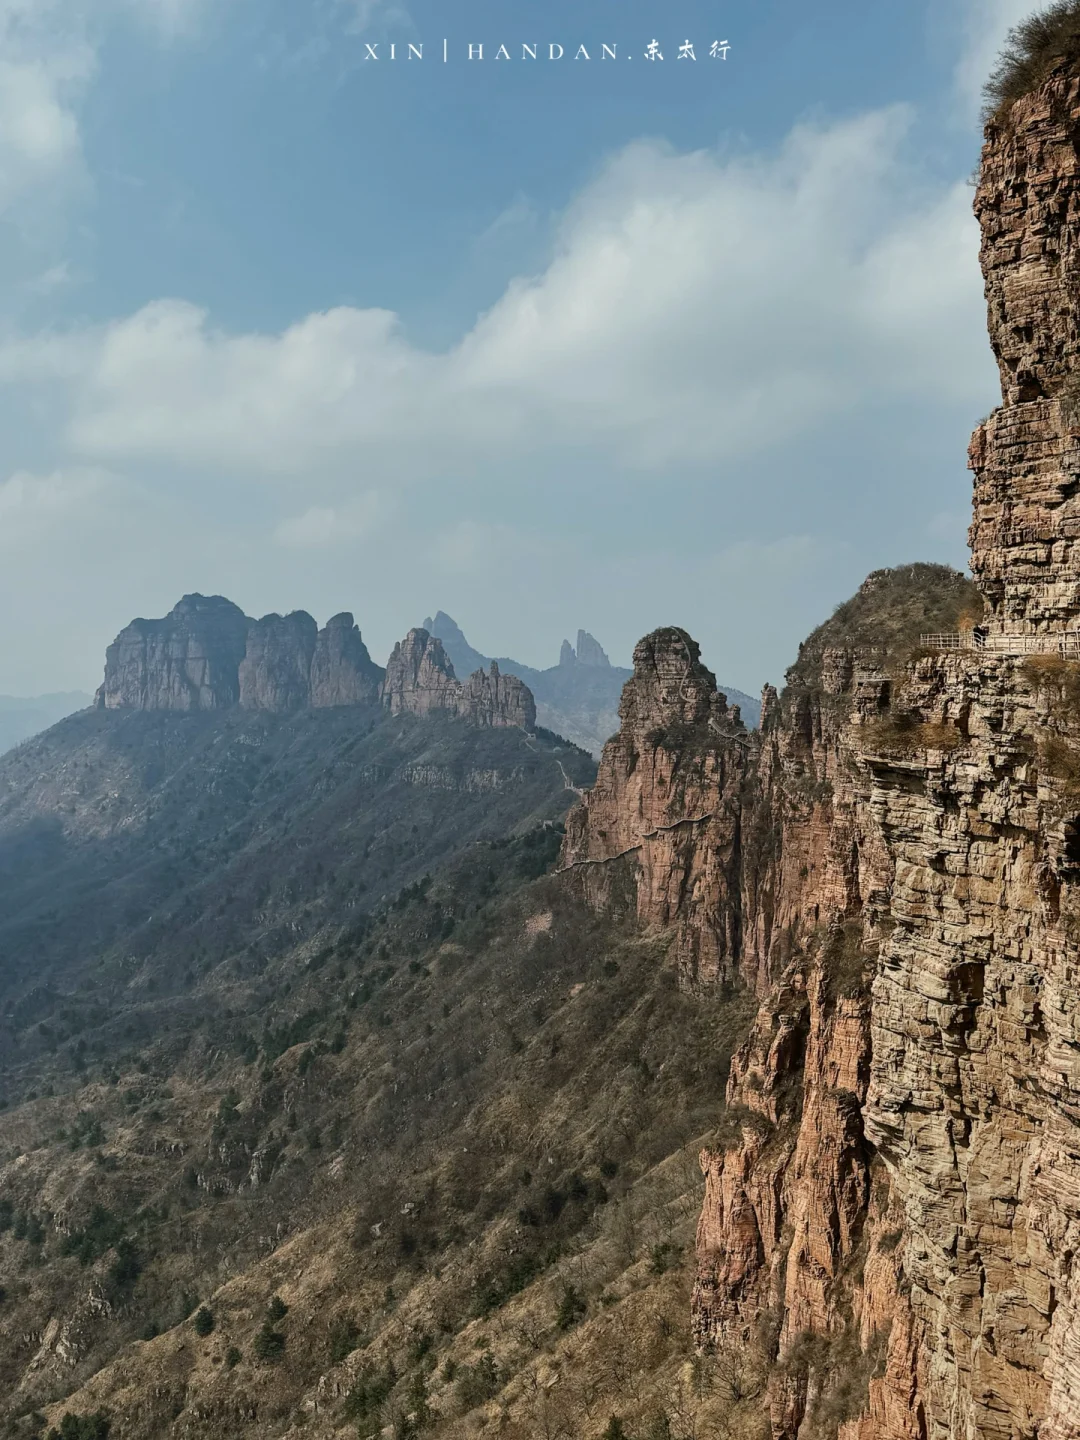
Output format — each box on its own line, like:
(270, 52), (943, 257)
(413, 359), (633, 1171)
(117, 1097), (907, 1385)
(1024, 654), (1080, 711)
(984, 2), (1080, 120)
(860, 714), (963, 758)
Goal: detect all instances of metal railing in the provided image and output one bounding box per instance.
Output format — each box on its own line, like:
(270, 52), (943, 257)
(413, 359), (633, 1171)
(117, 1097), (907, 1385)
(920, 632), (1080, 658)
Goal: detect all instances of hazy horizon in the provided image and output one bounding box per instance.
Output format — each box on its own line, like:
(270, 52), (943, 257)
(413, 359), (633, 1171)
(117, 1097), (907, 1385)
(0, 1), (1036, 696)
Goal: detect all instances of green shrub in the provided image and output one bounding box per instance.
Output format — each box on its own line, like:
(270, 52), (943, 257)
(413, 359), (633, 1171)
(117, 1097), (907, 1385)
(45, 1414), (110, 1440)
(192, 1306), (215, 1337)
(252, 1322), (285, 1362)
(455, 1352), (500, 1411)
(329, 1317), (362, 1364)
(61, 1205), (123, 1266)
(555, 1282), (587, 1331)
(344, 1360), (398, 1420)
(108, 1239), (141, 1289)
(267, 1294), (288, 1322)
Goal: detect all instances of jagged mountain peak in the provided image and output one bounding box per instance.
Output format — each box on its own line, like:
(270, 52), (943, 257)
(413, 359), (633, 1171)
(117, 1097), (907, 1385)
(93, 600), (533, 730)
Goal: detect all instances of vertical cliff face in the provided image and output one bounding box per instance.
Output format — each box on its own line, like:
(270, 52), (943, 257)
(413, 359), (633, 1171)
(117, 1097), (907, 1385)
(688, 60), (1080, 1440)
(563, 56), (1080, 1436)
(309, 612), (384, 707)
(382, 629), (469, 718)
(459, 662), (537, 730)
(381, 629), (535, 729)
(238, 611), (318, 711)
(96, 599), (386, 715)
(95, 607), (529, 729)
(561, 628), (749, 985)
(971, 67), (1080, 634)
(95, 594), (250, 711)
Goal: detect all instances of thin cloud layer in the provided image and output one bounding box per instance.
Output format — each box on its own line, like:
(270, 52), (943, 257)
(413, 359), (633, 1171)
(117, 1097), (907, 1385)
(0, 0), (1011, 692)
(42, 108), (993, 488)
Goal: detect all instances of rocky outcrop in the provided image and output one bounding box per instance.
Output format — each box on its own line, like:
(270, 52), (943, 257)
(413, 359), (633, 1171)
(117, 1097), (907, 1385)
(382, 629), (465, 719)
(97, 606), (534, 730)
(95, 594), (250, 711)
(970, 65), (1080, 635)
(460, 663), (536, 729)
(561, 627), (748, 985)
(561, 630), (611, 668)
(560, 55), (1080, 1437)
(238, 611), (318, 712)
(96, 598), (385, 715)
(382, 629), (535, 729)
(310, 612), (384, 708)
(687, 60), (1080, 1440)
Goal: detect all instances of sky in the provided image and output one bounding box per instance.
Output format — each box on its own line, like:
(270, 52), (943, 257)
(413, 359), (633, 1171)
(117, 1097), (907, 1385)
(0, 0), (1044, 696)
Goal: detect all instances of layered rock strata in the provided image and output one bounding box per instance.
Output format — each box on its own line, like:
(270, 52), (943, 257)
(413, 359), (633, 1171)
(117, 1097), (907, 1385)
(693, 66), (1080, 1440)
(564, 58), (1080, 1440)
(96, 605), (535, 729)
(383, 629), (535, 729)
(95, 594), (251, 712)
(970, 67), (1080, 634)
(560, 627), (748, 985)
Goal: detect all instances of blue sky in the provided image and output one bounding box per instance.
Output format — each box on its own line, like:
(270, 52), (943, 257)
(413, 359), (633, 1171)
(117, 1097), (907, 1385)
(0, 0), (1039, 694)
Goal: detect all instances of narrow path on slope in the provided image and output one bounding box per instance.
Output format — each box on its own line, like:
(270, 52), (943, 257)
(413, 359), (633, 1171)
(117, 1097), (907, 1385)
(555, 812), (716, 874)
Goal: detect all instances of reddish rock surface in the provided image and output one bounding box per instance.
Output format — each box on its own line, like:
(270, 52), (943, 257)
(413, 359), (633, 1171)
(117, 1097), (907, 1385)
(564, 60), (1080, 1438)
(560, 627), (748, 985)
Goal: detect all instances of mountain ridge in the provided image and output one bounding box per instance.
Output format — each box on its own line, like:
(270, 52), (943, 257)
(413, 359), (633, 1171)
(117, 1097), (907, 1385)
(420, 610), (761, 755)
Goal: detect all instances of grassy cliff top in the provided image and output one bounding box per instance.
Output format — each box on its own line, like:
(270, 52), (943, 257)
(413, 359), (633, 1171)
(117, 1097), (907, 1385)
(786, 563), (982, 688)
(984, 2), (1080, 119)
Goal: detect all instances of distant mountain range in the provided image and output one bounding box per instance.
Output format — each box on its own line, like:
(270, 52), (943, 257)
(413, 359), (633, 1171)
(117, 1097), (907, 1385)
(0, 692), (92, 756)
(0, 617), (759, 763)
(421, 611), (760, 755)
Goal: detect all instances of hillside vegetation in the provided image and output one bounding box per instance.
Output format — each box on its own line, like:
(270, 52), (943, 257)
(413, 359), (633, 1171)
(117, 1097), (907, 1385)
(0, 705), (762, 1440)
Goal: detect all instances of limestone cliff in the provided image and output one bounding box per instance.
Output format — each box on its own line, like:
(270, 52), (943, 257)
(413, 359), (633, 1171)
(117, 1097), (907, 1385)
(561, 627), (748, 986)
(971, 60), (1080, 634)
(95, 605), (531, 729)
(563, 43), (1080, 1439)
(694, 55), (1080, 1440)
(309, 612), (384, 708)
(95, 594), (250, 711)
(238, 611), (318, 712)
(382, 628), (535, 729)
(96, 598), (382, 715)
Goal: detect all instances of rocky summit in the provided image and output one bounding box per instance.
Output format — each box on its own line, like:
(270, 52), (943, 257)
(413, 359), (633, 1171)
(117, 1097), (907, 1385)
(96, 601), (534, 731)
(557, 42), (1080, 1438)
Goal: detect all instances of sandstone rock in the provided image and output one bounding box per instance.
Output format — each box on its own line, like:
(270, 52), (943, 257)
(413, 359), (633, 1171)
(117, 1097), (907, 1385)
(310, 613), (384, 708)
(561, 627), (747, 985)
(688, 62), (1080, 1440)
(382, 630), (535, 729)
(95, 594), (249, 712)
(971, 70), (1080, 634)
(460, 662), (536, 730)
(238, 611), (318, 712)
(381, 629), (465, 719)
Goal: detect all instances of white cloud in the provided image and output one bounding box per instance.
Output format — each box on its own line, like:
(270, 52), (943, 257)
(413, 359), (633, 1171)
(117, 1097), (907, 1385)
(117, 0), (208, 39)
(0, 0), (217, 231)
(336, 0), (413, 36)
(0, 4), (93, 222)
(274, 491), (384, 547)
(0, 464), (107, 538)
(37, 107), (994, 486)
